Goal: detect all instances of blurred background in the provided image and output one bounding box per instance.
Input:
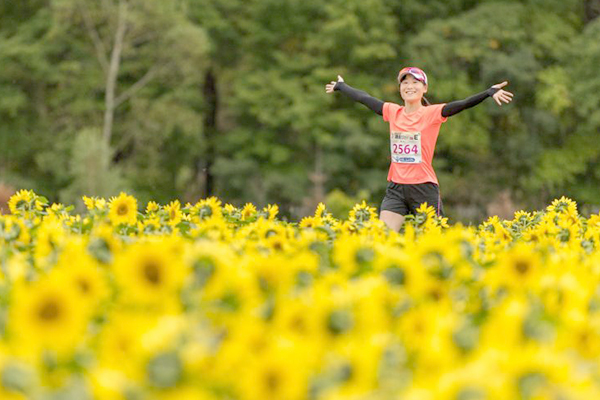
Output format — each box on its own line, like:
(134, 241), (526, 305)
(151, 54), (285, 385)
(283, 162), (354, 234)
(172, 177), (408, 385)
(1, 0), (599, 222)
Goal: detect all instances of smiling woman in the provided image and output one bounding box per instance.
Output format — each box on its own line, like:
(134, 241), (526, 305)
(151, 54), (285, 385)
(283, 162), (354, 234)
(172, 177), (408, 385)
(325, 68), (514, 231)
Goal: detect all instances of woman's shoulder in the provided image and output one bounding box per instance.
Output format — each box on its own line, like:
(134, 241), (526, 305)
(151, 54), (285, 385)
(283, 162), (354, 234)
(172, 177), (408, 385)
(427, 103), (446, 109)
(423, 103), (446, 115)
(382, 102), (403, 121)
(424, 103), (448, 123)
(384, 102), (404, 112)
(384, 101), (402, 107)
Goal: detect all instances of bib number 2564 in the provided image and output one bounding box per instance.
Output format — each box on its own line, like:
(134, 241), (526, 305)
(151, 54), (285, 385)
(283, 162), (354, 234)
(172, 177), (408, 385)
(391, 132), (422, 164)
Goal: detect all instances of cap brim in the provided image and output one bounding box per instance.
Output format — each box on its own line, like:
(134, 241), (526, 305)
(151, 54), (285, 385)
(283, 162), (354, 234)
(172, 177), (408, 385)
(399, 72), (427, 85)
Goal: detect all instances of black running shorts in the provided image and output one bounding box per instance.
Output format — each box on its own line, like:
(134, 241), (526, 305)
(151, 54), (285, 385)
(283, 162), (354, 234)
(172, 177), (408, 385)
(380, 182), (443, 216)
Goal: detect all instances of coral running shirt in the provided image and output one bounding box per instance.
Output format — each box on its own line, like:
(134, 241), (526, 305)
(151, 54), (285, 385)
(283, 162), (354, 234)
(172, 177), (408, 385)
(382, 102), (447, 185)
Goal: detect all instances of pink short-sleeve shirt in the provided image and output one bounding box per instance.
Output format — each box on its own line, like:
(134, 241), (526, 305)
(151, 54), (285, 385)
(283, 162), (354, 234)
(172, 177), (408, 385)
(382, 102), (447, 185)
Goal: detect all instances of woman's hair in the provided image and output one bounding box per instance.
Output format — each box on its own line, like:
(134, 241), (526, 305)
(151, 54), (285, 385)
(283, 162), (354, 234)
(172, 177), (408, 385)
(399, 74), (430, 106)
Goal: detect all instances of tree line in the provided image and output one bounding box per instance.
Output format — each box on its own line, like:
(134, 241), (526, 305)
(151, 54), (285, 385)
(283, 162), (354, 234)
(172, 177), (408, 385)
(1, 0), (599, 221)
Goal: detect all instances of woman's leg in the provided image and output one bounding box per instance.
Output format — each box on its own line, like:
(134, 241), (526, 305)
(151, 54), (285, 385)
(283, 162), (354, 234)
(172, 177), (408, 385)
(380, 182), (408, 232)
(406, 183), (443, 216)
(380, 210), (405, 232)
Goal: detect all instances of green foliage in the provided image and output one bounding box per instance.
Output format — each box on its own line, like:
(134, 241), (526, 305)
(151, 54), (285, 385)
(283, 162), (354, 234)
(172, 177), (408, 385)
(59, 128), (125, 207)
(325, 189), (372, 219)
(0, 0), (208, 204)
(1, 0), (599, 221)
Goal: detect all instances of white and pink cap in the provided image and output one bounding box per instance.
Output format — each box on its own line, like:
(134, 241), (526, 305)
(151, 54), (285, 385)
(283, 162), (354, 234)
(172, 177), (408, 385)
(398, 67), (428, 86)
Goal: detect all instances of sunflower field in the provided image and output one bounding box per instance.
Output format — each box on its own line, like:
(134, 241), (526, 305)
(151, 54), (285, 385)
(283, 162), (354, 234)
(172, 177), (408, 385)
(1, 190), (600, 400)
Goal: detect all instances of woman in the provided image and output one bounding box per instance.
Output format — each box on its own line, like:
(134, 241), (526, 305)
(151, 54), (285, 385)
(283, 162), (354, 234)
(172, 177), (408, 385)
(325, 67), (513, 231)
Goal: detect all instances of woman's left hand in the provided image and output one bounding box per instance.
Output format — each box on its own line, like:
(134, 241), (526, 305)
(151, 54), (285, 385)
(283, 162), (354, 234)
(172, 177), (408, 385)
(491, 81), (514, 106)
(325, 75), (344, 94)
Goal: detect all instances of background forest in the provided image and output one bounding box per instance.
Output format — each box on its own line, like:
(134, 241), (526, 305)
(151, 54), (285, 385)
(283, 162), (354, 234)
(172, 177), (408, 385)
(1, 0), (600, 222)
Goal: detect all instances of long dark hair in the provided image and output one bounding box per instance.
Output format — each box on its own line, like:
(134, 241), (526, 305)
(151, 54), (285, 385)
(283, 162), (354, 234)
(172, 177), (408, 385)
(398, 74), (430, 106)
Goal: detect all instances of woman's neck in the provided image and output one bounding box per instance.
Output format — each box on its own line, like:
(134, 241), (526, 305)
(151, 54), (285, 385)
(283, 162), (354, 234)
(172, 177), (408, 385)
(404, 100), (422, 114)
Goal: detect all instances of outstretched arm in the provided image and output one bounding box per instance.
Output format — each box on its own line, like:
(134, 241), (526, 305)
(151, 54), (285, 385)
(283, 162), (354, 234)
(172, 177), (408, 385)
(325, 75), (384, 116)
(441, 81), (514, 118)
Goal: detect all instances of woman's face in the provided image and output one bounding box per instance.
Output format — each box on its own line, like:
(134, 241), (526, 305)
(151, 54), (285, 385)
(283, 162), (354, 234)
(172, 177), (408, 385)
(400, 75), (427, 103)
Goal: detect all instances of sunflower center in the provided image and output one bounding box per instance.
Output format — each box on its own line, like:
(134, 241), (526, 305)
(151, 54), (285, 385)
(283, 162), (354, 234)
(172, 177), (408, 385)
(77, 278), (91, 293)
(290, 315), (306, 332)
(413, 320), (424, 334)
(143, 260), (162, 285)
(429, 287), (443, 301)
(514, 260), (530, 275)
(118, 337), (132, 352)
(38, 299), (61, 322)
(264, 370), (281, 392)
(117, 204), (129, 216)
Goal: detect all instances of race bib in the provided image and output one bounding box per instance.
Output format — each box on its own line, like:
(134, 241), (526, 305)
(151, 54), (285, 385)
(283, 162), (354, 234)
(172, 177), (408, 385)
(391, 131), (421, 164)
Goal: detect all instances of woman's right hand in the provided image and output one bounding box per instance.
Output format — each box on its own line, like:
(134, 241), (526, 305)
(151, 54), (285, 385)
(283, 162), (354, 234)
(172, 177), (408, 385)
(325, 75), (344, 94)
(490, 81), (514, 106)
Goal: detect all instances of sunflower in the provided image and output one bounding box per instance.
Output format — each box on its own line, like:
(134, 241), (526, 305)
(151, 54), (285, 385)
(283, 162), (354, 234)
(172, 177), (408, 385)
(480, 215), (513, 245)
(108, 192), (138, 226)
(190, 197), (223, 222)
(262, 204), (279, 221)
(546, 196), (578, 217)
(585, 214), (600, 244)
(223, 203), (237, 214)
(396, 302), (459, 371)
(82, 196), (96, 210)
(1, 216), (31, 246)
(588, 214), (600, 230)
(33, 218), (67, 267)
(315, 202), (327, 218)
(241, 203), (257, 221)
(348, 200), (377, 224)
(54, 240), (110, 309)
(46, 203), (70, 222)
(554, 213), (582, 246)
(8, 189), (43, 215)
(332, 234), (375, 277)
(114, 239), (188, 305)
(141, 216), (162, 234)
(87, 222), (121, 264)
(146, 201), (160, 214)
(273, 296), (321, 340)
(82, 196), (107, 211)
(164, 200), (182, 226)
(243, 252), (297, 294)
(94, 310), (156, 379)
(323, 335), (389, 397)
(237, 342), (311, 400)
(299, 216), (319, 228)
(486, 243), (543, 292)
(9, 274), (90, 356)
